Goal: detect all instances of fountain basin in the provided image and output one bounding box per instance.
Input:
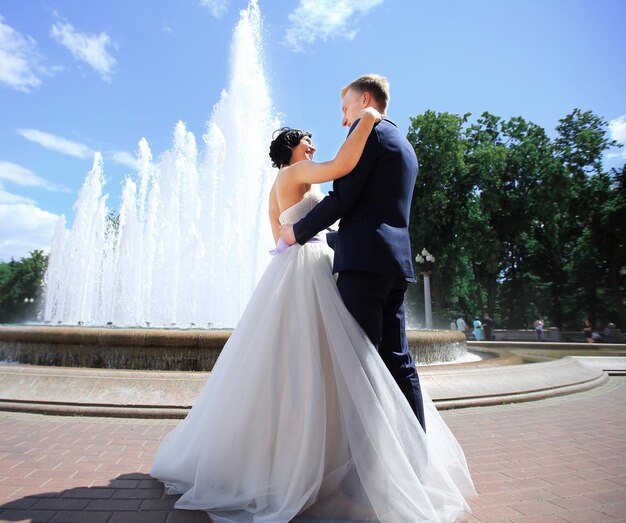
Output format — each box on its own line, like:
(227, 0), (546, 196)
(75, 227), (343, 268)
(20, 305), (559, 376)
(2, 326), (619, 418)
(0, 326), (471, 370)
(0, 356), (608, 418)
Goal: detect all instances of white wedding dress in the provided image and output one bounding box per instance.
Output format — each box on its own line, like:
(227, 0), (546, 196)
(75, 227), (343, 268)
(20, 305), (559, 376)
(151, 192), (476, 523)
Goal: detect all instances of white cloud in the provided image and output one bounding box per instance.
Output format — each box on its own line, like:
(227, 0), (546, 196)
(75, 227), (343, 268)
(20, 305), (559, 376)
(283, 0), (384, 52)
(50, 21), (117, 82)
(17, 128), (139, 170)
(110, 150), (139, 170)
(607, 153), (624, 159)
(0, 15), (59, 92)
(0, 161), (70, 192)
(17, 128), (94, 159)
(0, 182), (35, 205)
(609, 115), (626, 144)
(0, 203), (60, 261)
(199, 0), (229, 18)
(608, 115), (626, 160)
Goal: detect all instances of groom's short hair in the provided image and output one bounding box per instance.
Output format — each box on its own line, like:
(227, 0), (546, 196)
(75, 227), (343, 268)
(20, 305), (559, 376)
(342, 74), (390, 112)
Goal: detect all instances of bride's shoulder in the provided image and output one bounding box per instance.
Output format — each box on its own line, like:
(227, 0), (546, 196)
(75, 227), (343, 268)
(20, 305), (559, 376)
(275, 166), (288, 182)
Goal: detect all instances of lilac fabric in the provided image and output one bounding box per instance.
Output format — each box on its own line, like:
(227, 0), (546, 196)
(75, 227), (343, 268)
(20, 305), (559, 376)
(270, 235), (324, 256)
(269, 238), (291, 255)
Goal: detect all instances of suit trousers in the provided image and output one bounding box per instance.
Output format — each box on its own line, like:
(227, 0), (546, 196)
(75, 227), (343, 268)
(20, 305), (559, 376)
(336, 270), (426, 432)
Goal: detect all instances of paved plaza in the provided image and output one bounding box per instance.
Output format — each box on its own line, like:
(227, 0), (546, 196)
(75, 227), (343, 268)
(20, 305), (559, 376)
(0, 377), (624, 523)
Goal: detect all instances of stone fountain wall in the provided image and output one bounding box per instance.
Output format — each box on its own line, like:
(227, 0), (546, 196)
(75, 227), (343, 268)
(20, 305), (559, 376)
(0, 326), (469, 371)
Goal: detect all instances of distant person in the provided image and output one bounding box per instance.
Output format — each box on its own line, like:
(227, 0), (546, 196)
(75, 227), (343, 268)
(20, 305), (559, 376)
(473, 317), (484, 341)
(456, 317), (467, 332)
(534, 318), (544, 340)
(450, 318), (457, 330)
(483, 313), (494, 341)
(602, 323), (617, 343)
(583, 319), (593, 343)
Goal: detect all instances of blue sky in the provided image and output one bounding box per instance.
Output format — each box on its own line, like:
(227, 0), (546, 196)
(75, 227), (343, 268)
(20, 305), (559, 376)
(1, 0), (625, 262)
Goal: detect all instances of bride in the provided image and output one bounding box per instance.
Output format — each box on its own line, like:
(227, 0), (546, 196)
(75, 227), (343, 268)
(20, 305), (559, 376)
(151, 108), (476, 522)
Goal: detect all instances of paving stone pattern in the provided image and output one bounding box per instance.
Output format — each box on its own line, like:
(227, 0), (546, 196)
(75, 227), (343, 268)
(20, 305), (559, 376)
(0, 378), (624, 522)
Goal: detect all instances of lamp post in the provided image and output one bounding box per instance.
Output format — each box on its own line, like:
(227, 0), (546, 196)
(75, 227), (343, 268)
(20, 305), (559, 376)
(415, 248), (435, 329)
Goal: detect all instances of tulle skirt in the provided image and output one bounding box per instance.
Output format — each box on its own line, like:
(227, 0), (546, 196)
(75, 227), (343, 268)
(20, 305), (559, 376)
(151, 242), (475, 522)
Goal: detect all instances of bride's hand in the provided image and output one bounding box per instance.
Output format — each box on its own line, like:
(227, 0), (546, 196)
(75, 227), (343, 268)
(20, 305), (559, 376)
(358, 107), (382, 123)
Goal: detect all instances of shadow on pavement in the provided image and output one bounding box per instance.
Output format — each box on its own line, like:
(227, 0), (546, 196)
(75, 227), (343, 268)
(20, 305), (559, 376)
(0, 472), (211, 522)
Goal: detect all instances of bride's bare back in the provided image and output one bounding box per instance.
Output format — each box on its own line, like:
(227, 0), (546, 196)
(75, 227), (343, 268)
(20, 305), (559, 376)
(268, 179), (310, 243)
(267, 107), (382, 243)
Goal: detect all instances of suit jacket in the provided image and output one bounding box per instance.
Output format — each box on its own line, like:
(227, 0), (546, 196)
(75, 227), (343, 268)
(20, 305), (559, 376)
(293, 117), (418, 281)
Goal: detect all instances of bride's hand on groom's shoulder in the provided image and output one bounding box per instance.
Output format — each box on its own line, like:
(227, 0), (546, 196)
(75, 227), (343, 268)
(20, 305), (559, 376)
(358, 107), (382, 123)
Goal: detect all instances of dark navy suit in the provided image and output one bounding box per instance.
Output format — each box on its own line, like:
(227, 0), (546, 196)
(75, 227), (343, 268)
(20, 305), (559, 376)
(293, 117), (425, 430)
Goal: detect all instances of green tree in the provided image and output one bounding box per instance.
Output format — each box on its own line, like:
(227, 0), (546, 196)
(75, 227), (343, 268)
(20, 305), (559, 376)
(0, 250), (48, 323)
(463, 112), (508, 321)
(604, 165), (626, 329)
(581, 165), (626, 329)
(552, 109), (619, 328)
(407, 110), (474, 323)
(462, 113), (558, 329)
(499, 116), (562, 328)
(406, 107), (624, 331)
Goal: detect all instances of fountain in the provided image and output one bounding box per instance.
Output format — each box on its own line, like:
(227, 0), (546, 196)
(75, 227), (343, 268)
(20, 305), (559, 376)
(0, 0), (613, 416)
(43, 0), (278, 329)
(1, 0), (472, 372)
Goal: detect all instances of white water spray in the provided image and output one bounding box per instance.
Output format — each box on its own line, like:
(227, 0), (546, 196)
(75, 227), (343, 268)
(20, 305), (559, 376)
(44, 1), (279, 328)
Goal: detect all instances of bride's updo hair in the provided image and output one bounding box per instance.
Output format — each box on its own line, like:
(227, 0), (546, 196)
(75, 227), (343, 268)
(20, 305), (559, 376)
(269, 127), (312, 168)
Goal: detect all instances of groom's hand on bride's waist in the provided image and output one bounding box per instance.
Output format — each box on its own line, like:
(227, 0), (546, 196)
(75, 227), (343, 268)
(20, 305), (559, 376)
(279, 224), (296, 245)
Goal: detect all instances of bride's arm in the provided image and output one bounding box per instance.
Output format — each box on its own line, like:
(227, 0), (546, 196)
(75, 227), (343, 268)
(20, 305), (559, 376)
(268, 184), (280, 243)
(287, 108), (381, 185)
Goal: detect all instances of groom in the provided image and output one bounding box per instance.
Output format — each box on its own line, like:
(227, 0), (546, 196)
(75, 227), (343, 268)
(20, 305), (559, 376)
(280, 74), (425, 430)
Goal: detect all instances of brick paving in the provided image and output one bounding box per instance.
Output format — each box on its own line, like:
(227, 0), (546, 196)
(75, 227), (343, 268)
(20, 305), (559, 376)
(0, 378), (624, 523)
